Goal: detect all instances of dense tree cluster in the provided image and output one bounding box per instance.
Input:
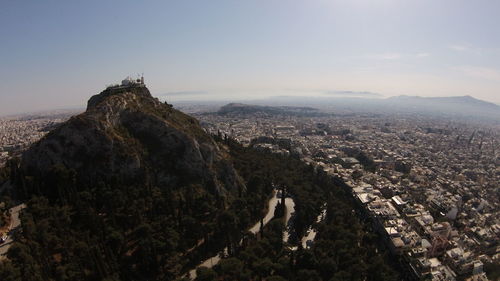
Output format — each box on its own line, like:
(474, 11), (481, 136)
(193, 137), (399, 280)
(0, 138), (272, 280)
(0, 137), (399, 280)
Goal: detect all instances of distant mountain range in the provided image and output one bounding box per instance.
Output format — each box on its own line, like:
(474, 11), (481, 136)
(387, 95), (499, 109)
(243, 94), (500, 122)
(382, 95), (500, 120)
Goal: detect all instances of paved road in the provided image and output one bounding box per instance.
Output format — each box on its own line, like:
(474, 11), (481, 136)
(282, 197), (296, 243)
(249, 189), (279, 234)
(301, 206), (326, 249)
(0, 203), (26, 257)
(189, 189), (280, 279)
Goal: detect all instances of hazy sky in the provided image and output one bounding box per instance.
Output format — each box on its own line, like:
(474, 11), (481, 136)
(1, 0), (500, 115)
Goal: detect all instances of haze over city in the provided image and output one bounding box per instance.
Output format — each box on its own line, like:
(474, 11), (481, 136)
(2, 0), (500, 115)
(1, 1), (500, 281)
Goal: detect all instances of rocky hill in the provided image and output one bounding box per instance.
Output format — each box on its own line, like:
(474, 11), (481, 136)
(19, 85), (244, 199)
(1, 85), (401, 281)
(1, 85), (254, 280)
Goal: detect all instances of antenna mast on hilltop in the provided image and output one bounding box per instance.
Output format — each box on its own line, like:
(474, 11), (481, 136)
(141, 72), (144, 85)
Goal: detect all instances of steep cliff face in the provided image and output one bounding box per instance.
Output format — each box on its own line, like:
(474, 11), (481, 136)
(20, 85), (244, 198)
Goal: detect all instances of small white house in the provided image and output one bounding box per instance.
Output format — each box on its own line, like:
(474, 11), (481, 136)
(121, 76), (135, 86)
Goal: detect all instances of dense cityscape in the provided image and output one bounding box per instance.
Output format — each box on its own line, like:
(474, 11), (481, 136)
(196, 109), (500, 281)
(1, 102), (499, 280)
(0, 112), (77, 167)
(0, 90), (498, 280)
(2, 1), (500, 280)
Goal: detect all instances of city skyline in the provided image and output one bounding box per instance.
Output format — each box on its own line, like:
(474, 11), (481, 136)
(1, 0), (500, 115)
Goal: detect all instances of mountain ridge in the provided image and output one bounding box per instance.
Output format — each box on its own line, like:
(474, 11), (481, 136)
(216, 102), (328, 117)
(239, 94), (500, 122)
(387, 95), (500, 109)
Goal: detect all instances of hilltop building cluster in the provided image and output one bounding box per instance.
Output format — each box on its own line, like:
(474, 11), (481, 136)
(106, 75), (145, 89)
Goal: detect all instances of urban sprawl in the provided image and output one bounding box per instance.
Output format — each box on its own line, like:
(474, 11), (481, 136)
(197, 111), (499, 281)
(1, 108), (499, 281)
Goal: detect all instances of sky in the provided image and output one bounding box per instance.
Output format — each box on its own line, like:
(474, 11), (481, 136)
(1, 0), (500, 115)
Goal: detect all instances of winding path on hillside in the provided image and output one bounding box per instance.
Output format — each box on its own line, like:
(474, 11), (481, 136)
(0, 204), (26, 258)
(282, 197), (296, 243)
(188, 189), (282, 279)
(300, 204), (327, 249)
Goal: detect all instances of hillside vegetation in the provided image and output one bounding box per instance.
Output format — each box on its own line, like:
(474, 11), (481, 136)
(0, 86), (398, 280)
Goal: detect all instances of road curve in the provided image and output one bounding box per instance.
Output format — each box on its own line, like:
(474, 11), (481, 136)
(0, 203), (26, 257)
(188, 189), (279, 279)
